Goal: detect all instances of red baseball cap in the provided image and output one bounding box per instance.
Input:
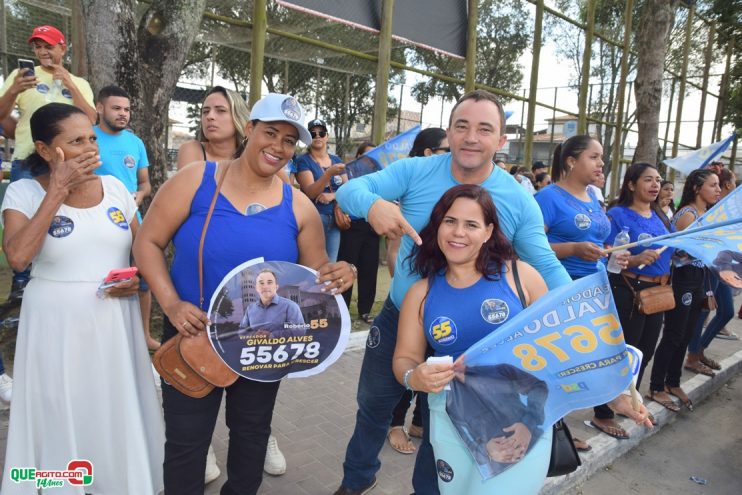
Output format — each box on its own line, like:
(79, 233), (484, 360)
(28, 25), (66, 46)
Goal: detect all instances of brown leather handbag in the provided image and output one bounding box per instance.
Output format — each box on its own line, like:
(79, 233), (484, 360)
(621, 273), (675, 315)
(152, 162), (238, 397)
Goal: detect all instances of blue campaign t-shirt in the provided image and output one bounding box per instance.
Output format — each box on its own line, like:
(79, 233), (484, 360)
(295, 152), (344, 216)
(94, 127), (149, 193)
(535, 184), (610, 278)
(606, 206), (674, 277)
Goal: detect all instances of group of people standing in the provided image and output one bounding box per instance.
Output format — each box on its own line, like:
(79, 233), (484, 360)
(0, 23), (731, 495)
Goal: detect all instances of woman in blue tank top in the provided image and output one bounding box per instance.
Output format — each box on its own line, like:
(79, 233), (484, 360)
(391, 184), (551, 495)
(133, 93), (356, 495)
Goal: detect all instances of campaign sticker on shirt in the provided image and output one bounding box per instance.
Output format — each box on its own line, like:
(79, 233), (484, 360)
(36, 83), (50, 94)
(681, 292), (693, 306)
(48, 215), (74, 238)
(481, 299), (509, 325)
(123, 155), (136, 168)
(638, 233), (653, 243)
(574, 213), (592, 230)
(436, 459), (454, 483)
(107, 207), (129, 230)
(429, 316), (458, 345)
(245, 203), (267, 216)
(61, 88), (72, 99)
(367, 326), (381, 348)
(209, 259), (351, 382)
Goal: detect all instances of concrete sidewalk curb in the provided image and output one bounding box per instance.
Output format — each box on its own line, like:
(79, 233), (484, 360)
(347, 329), (370, 352)
(540, 348), (742, 494)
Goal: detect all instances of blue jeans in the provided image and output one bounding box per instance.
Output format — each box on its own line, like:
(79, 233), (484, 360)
(9, 160), (32, 286)
(688, 273), (734, 353)
(320, 213), (341, 262)
(341, 296), (439, 494)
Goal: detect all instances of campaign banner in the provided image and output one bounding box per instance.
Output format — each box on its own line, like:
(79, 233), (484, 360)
(207, 259), (351, 382)
(444, 270), (631, 480)
(663, 133), (737, 176)
(345, 125), (421, 179)
(651, 186), (742, 287)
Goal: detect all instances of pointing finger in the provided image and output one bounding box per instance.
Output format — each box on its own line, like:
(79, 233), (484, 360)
(402, 219), (422, 246)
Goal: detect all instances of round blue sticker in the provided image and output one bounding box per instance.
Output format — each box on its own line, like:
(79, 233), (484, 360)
(429, 316), (457, 346)
(367, 326), (380, 349)
(48, 215), (74, 238)
(281, 97), (301, 121)
(574, 213), (592, 230)
(61, 88), (72, 99)
(123, 155), (136, 168)
(36, 83), (50, 94)
(245, 203), (267, 216)
(480, 298), (510, 325)
(107, 207), (129, 230)
(436, 459), (454, 483)
(681, 292), (693, 306)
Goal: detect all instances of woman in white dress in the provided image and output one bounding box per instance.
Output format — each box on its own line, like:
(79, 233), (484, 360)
(0, 103), (163, 494)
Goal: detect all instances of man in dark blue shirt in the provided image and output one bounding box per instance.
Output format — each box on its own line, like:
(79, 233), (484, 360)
(239, 270), (306, 338)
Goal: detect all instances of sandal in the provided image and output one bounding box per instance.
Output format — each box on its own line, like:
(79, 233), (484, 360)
(700, 355), (722, 371)
(407, 424), (424, 438)
(572, 437), (592, 452)
(646, 390), (680, 412)
(664, 385), (694, 411)
(387, 426), (416, 454)
(683, 361), (716, 377)
(360, 313), (375, 324)
(589, 418), (629, 440)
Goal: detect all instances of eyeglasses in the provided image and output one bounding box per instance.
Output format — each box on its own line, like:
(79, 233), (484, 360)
(311, 130), (328, 138)
(431, 146), (450, 154)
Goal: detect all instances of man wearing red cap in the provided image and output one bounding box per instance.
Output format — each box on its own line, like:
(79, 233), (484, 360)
(0, 25), (96, 302)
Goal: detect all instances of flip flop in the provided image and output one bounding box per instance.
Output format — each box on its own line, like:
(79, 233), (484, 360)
(588, 419), (629, 440)
(646, 391), (680, 412)
(407, 424), (424, 438)
(700, 356), (722, 371)
(665, 386), (694, 412)
(617, 412), (658, 426)
(572, 437), (592, 452)
(387, 426), (415, 454)
(684, 362), (716, 377)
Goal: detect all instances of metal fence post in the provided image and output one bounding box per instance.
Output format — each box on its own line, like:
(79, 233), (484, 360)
(249, 0), (267, 107)
(464, 0), (478, 93)
(372, 0), (394, 145)
(524, 0), (544, 169)
(578, 0), (596, 134)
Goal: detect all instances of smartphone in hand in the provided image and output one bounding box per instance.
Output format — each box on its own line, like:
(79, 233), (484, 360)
(97, 267), (138, 297)
(18, 58), (35, 77)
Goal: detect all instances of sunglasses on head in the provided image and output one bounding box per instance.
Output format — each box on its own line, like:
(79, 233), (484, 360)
(311, 130), (328, 138)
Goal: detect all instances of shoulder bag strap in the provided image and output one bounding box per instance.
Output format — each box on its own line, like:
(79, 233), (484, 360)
(511, 260), (528, 308)
(198, 161), (231, 310)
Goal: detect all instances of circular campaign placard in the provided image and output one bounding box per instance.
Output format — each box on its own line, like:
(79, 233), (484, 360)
(208, 259), (351, 382)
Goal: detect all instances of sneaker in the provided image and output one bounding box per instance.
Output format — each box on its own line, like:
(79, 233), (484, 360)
(204, 444), (220, 485)
(0, 373), (12, 404)
(332, 478), (378, 495)
(264, 434), (286, 475)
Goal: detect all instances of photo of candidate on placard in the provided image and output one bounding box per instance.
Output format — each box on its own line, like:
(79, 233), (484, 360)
(208, 259), (351, 382)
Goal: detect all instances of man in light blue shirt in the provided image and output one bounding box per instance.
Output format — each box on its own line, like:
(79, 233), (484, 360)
(333, 89), (570, 495)
(93, 85), (158, 350)
(239, 270), (306, 338)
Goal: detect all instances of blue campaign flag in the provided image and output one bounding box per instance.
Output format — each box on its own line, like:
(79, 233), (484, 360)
(345, 125), (421, 179)
(652, 186), (742, 287)
(664, 133), (737, 176)
(444, 270), (631, 480)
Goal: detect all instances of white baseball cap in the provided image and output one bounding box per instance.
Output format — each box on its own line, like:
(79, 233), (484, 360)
(249, 93), (312, 145)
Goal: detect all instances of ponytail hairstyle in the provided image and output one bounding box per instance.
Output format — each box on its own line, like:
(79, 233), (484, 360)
(25, 103), (87, 176)
(551, 134), (594, 182)
(678, 169), (715, 210)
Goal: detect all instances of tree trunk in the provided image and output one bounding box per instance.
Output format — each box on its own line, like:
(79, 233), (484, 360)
(80, 0), (207, 198)
(633, 0), (678, 165)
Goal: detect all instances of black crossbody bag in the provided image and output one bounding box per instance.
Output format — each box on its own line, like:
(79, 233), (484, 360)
(511, 261), (581, 477)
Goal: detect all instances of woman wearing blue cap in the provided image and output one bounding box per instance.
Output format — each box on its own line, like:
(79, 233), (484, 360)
(133, 93), (356, 495)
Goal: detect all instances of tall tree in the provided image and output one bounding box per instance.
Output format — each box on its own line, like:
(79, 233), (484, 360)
(633, 0), (679, 165)
(709, 0), (742, 131)
(80, 0), (207, 193)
